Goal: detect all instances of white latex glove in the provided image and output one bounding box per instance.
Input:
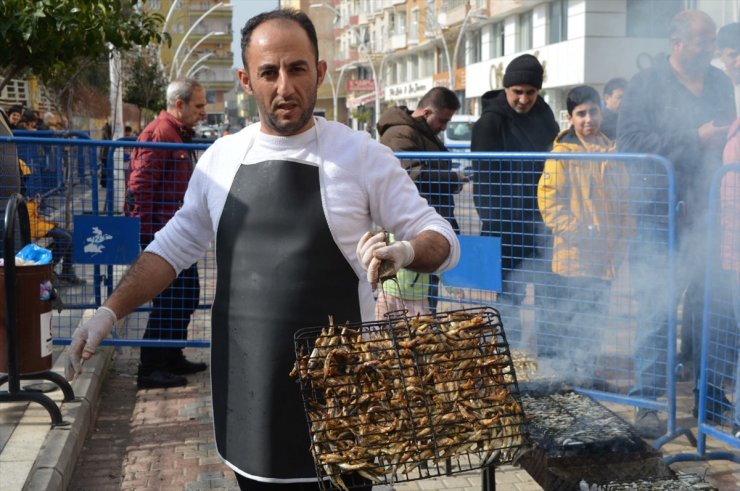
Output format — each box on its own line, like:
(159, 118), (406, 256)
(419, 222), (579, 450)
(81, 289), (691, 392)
(64, 306), (117, 381)
(355, 231), (415, 285)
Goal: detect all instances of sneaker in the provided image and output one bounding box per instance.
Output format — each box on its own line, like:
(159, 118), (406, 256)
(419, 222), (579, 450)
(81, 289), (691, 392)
(634, 408), (665, 439)
(166, 357), (208, 375)
(137, 369), (187, 389)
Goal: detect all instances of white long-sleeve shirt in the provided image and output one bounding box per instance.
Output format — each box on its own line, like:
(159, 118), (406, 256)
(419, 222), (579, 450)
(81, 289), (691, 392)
(146, 117), (460, 320)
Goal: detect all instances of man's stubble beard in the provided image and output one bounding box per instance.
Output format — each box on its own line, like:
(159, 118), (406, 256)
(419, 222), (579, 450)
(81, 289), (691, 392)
(252, 81), (318, 136)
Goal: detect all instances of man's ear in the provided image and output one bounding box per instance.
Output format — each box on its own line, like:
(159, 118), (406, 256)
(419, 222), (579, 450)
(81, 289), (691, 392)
(317, 60), (328, 85)
(237, 68), (253, 95)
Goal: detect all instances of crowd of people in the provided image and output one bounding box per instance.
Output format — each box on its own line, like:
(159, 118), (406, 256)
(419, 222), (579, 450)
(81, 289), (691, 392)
(0, 5), (733, 489)
(369, 11), (740, 442)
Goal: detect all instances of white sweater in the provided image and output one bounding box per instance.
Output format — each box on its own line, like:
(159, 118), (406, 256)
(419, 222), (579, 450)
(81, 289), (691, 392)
(146, 117), (460, 320)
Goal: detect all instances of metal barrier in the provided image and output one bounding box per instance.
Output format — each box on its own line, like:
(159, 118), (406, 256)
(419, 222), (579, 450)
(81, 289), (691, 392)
(669, 164), (740, 464)
(394, 151), (689, 449)
(13, 130), (96, 197)
(1, 137), (694, 449)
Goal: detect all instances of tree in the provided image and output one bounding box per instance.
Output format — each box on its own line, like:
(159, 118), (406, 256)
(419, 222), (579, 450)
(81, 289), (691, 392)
(123, 46), (168, 126)
(0, 0), (169, 94)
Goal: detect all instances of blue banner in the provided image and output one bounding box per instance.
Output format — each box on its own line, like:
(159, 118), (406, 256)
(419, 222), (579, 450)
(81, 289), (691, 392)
(442, 235), (502, 292)
(73, 216), (140, 265)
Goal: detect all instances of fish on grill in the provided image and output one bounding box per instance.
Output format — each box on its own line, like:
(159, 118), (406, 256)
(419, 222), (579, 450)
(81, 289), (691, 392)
(292, 308), (526, 490)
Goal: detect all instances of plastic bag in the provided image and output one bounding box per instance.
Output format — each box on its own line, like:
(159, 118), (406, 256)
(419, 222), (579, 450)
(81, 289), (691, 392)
(15, 243), (53, 265)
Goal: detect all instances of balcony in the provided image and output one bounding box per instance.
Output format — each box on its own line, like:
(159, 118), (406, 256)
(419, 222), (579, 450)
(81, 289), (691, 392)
(390, 32), (407, 50)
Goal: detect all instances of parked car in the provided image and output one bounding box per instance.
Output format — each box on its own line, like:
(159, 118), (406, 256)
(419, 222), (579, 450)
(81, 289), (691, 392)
(443, 115), (476, 174)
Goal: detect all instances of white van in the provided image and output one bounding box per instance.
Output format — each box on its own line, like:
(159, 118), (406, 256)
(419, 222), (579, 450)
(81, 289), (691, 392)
(443, 114), (476, 172)
(443, 114), (476, 150)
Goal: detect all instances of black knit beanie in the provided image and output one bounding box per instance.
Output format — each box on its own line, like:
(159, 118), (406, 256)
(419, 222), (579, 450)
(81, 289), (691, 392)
(503, 54), (544, 89)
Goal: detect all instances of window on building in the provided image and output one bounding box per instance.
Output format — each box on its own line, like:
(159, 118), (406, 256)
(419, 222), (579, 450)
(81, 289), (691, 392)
(206, 90), (216, 104)
(626, 0), (683, 37)
(488, 22), (504, 59)
(467, 29), (482, 65)
(518, 11), (533, 51)
(398, 11), (407, 34)
(408, 57), (418, 80)
(549, 0), (568, 43)
(409, 8), (419, 41)
(420, 51), (434, 77)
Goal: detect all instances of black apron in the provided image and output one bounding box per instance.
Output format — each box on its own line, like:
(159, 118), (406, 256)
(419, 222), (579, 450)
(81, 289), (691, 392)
(212, 158), (362, 480)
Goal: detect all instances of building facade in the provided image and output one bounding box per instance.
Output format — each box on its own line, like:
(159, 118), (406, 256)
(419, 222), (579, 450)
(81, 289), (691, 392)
(155, 0), (234, 126)
(306, 0), (738, 130)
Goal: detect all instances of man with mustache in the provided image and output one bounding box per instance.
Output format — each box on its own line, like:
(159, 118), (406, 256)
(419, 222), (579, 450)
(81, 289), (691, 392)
(66, 8), (459, 490)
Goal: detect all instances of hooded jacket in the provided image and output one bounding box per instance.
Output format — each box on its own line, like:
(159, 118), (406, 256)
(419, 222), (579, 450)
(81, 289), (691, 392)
(470, 89), (559, 270)
(721, 118), (740, 274)
(538, 128), (633, 280)
(377, 106), (461, 231)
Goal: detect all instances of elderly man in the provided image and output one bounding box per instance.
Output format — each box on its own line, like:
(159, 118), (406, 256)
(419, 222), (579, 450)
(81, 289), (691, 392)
(618, 10), (735, 438)
(124, 78), (208, 389)
(66, 8), (458, 490)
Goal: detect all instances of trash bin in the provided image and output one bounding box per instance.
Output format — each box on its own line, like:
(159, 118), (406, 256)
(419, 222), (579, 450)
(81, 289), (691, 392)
(0, 263), (53, 374)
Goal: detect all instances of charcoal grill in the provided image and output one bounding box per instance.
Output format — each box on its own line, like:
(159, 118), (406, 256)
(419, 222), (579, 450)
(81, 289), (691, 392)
(517, 390), (672, 490)
(292, 307), (526, 490)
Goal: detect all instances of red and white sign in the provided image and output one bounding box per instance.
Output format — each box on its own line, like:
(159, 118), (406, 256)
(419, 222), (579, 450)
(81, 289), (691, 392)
(347, 79), (376, 92)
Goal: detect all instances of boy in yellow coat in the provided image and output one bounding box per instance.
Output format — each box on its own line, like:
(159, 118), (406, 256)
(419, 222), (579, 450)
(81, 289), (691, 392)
(537, 85), (633, 362)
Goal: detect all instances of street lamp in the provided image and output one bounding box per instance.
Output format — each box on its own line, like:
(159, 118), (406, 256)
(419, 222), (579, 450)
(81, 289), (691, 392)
(309, 2), (340, 25)
(185, 53), (215, 78)
(158, 0), (181, 68)
(168, 2), (231, 80)
(425, 11), (453, 87)
(330, 61), (358, 122)
(450, 8), (487, 88)
(189, 65), (213, 79)
(176, 31), (224, 78)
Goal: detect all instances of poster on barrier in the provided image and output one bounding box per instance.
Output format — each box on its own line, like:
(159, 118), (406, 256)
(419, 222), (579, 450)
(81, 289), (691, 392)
(72, 215), (140, 264)
(442, 235), (502, 292)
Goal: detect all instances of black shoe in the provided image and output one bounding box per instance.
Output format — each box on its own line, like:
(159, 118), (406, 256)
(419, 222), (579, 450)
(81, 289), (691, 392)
(167, 357), (208, 375)
(137, 369), (187, 389)
(634, 408), (665, 439)
(692, 385), (730, 423)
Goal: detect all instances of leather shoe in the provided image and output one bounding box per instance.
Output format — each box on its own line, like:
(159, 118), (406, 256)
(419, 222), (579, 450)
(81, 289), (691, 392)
(167, 357), (208, 375)
(137, 369), (187, 389)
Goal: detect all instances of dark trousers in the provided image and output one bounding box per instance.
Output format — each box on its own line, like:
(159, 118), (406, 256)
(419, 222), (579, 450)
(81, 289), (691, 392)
(537, 275), (610, 360)
(46, 226), (73, 271)
(235, 473), (371, 491)
(140, 263), (200, 370)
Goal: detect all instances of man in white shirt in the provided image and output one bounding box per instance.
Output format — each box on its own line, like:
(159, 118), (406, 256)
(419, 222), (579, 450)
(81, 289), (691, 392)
(65, 8), (459, 490)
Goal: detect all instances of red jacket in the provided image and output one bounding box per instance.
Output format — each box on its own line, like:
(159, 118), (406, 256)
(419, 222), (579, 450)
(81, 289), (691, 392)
(125, 111), (195, 244)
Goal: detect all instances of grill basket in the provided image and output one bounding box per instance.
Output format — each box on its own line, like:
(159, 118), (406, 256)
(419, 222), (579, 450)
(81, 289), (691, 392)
(292, 307), (526, 490)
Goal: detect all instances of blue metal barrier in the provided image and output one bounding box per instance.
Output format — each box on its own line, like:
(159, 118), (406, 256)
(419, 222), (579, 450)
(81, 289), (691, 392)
(393, 151), (690, 450)
(669, 164), (740, 464)
(0, 139), (694, 450)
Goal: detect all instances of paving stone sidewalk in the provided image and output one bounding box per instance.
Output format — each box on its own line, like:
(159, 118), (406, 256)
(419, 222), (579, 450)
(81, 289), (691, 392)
(64, 346), (740, 491)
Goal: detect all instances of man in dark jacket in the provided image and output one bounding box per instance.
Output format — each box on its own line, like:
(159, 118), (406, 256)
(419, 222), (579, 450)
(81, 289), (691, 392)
(618, 10), (735, 438)
(601, 77), (627, 139)
(377, 86), (465, 312)
(125, 78), (207, 389)
(470, 53), (559, 344)
(377, 86), (464, 231)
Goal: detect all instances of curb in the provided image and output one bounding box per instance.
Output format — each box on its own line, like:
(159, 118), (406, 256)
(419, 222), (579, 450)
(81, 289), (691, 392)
(21, 346), (113, 491)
